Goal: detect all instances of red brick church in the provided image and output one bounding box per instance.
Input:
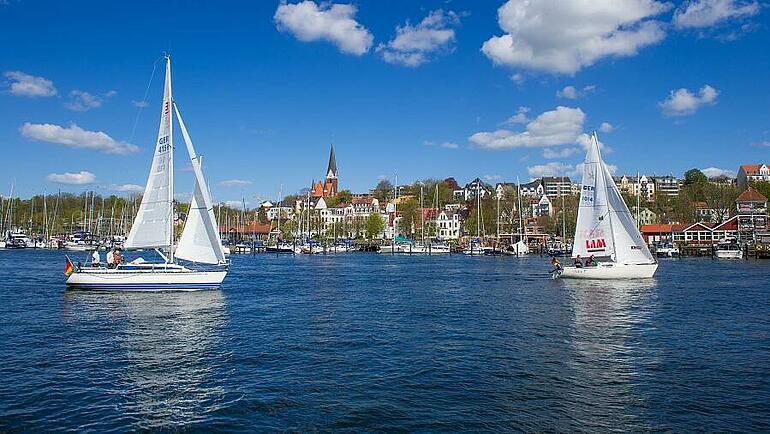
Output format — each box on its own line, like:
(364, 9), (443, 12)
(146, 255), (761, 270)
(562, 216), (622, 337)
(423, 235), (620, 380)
(311, 144), (338, 198)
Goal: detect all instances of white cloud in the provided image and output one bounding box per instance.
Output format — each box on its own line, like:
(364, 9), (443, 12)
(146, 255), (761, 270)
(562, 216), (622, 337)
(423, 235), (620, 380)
(701, 167), (735, 178)
(20, 122), (139, 155)
(424, 140), (459, 149)
(481, 0), (669, 74)
(274, 1), (373, 56)
(510, 73), (525, 84)
(599, 122), (614, 133)
(64, 90), (115, 112)
(4, 71), (57, 97)
(484, 174), (501, 181)
(131, 100), (149, 108)
(527, 162), (573, 178)
(46, 171), (96, 185)
(224, 200), (248, 209)
(470, 106), (586, 149)
(569, 162), (618, 179)
(673, 0), (759, 28)
(503, 106), (530, 125)
(219, 179), (253, 188)
(110, 183), (144, 193)
(556, 84), (596, 99)
(543, 147), (580, 159)
(377, 9), (460, 67)
(659, 85), (719, 117)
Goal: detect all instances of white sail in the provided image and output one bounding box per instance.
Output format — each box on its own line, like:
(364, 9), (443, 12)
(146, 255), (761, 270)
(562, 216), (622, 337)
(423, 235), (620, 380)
(173, 104), (226, 264)
(573, 133), (614, 259)
(602, 160), (655, 264)
(125, 57), (174, 251)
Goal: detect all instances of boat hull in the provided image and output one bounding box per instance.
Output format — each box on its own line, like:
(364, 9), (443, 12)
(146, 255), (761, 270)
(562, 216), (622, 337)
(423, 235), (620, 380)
(714, 250), (743, 259)
(557, 262), (658, 279)
(66, 268), (227, 292)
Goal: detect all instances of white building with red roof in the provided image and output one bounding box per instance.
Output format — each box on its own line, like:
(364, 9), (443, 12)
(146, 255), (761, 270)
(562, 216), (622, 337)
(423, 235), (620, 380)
(738, 164), (770, 190)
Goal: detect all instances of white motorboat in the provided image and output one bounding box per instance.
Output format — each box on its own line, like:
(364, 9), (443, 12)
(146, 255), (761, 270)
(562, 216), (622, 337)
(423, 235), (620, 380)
(655, 242), (680, 258)
(66, 56), (228, 291)
(556, 132), (658, 280)
(266, 242), (296, 253)
(714, 238), (743, 259)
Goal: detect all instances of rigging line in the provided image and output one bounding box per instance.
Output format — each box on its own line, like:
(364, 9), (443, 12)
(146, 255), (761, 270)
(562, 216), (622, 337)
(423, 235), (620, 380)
(128, 56), (162, 145)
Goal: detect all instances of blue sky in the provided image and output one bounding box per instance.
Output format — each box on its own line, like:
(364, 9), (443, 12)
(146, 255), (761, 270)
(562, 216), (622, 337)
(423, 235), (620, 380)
(1, 0), (768, 205)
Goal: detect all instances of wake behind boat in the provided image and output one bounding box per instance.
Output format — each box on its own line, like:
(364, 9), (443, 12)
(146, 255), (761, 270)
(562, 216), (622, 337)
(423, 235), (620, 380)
(555, 132), (657, 280)
(66, 56), (228, 291)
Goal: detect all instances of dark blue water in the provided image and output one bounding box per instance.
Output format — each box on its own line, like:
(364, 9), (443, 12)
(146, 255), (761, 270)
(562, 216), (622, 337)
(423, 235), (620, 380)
(1, 249), (768, 432)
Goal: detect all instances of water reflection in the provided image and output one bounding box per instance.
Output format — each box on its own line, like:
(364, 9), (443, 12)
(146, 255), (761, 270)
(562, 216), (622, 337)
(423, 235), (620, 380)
(563, 279), (659, 428)
(61, 290), (227, 430)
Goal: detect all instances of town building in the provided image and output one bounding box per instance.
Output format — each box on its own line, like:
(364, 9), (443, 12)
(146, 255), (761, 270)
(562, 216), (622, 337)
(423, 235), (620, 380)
(541, 176), (572, 198)
(531, 195), (553, 218)
(652, 176), (680, 196)
(453, 178), (491, 201)
(632, 207), (658, 226)
(435, 209), (462, 240)
(735, 187), (768, 238)
(737, 164), (770, 190)
(311, 144), (339, 199)
(692, 201), (729, 223)
(520, 179), (544, 197)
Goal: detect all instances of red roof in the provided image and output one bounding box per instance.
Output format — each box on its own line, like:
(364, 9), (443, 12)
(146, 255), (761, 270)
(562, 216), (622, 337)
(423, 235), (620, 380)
(640, 224), (686, 233)
(737, 187), (767, 202)
(353, 198), (373, 205)
(740, 164), (766, 175)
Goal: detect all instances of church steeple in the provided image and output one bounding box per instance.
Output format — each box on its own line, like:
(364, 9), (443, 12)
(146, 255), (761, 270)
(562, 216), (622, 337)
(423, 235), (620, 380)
(326, 143), (337, 179)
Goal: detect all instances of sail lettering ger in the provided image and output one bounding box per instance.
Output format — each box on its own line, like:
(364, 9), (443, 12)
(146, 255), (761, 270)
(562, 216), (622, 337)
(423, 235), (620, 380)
(157, 136), (170, 153)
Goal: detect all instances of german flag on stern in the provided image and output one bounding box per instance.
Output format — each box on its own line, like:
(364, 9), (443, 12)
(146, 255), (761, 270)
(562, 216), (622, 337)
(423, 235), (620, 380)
(64, 256), (75, 277)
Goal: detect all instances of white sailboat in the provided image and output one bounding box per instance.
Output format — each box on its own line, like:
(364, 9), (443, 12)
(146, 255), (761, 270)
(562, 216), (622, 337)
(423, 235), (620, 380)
(66, 56), (228, 291)
(556, 132), (657, 279)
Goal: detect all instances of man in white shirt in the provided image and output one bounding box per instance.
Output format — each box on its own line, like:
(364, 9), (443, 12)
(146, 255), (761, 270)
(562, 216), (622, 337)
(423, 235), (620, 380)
(106, 249), (115, 269)
(91, 249), (100, 268)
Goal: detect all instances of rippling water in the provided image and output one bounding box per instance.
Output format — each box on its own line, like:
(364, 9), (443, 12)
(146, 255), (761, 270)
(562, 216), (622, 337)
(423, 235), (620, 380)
(1, 249), (768, 432)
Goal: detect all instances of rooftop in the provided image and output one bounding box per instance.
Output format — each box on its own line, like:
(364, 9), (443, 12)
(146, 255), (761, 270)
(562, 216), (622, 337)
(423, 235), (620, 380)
(737, 187), (768, 203)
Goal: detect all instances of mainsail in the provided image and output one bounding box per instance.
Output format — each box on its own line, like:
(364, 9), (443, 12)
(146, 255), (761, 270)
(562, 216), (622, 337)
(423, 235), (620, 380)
(125, 57), (174, 251)
(174, 104), (226, 264)
(572, 133), (654, 264)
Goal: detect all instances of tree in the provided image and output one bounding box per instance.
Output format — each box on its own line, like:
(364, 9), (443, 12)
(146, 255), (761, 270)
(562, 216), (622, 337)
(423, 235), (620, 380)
(396, 198), (418, 237)
(365, 213), (385, 240)
(373, 179), (393, 201)
(684, 169), (708, 186)
(750, 181), (770, 201)
(336, 189), (353, 204)
(257, 207), (268, 224)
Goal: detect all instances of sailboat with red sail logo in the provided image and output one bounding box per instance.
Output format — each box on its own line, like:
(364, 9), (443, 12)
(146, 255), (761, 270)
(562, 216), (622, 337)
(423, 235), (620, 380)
(556, 132), (657, 279)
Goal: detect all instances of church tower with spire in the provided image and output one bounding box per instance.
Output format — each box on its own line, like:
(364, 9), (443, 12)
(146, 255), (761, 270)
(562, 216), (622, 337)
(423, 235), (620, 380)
(312, 144), (339, 199)
(323, 143), (338, 197)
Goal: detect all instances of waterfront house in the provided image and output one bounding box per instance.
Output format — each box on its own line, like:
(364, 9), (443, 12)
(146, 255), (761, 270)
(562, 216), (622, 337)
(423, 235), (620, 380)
(640, 223), (686, 244)
(736, 187), (768, 238)
(737, 164), (770, 190)
(453, 178), (492, 201)
(531, 195), (553, 218)
(632, 207), (658, 226)
(435, 209), (462, 240)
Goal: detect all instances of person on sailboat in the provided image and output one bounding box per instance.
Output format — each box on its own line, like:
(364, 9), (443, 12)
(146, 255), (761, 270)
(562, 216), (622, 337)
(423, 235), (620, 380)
(91, 249), (100, 268)
(106, 248), (115, 269)
(573, 254), (583, 268)
(113, 249), (122, 267)
(585, 255), (595, 267)
(551, 256), (562, 271)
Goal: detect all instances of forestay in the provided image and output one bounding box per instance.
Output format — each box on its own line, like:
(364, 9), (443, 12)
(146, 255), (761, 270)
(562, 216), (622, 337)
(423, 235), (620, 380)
(125, 58), (174, 250)
(173, 104), (226, 264)
(602, 161), (655, 264)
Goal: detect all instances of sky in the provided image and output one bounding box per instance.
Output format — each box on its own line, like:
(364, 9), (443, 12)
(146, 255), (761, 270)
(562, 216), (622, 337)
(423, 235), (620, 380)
(1, 0), (769, 206)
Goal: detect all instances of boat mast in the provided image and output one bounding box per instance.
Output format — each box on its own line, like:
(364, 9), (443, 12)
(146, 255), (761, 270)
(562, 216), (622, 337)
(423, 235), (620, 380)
(595, 131), (617, 262)
(420, 183), (425, 245)
(476, 179), (481, 239)
(517, 177), (524, 242)
(167, 55), (175, 263)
